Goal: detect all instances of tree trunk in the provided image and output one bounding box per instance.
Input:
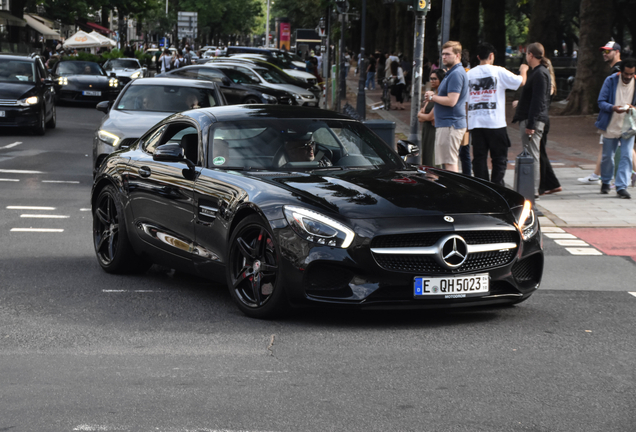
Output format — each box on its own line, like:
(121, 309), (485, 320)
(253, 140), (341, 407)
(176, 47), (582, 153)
(459, 0), (480, 65)
(424, 0), (442, 65)
(482, 0), (506, 66)
(527, 0), (561, 58)
(562, 0), (614, 115)
(449, 0), (462, 42)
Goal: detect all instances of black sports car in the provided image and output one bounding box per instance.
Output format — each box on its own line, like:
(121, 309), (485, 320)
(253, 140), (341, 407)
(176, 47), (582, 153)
(51, 60), (120, 103)
(92, 105), (543, 318)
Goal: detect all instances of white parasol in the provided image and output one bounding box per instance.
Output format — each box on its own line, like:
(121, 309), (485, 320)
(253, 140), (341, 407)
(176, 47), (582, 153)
(63, 30), (102, 49)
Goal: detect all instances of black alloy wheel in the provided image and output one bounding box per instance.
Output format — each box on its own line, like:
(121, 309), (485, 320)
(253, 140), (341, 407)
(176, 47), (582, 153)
(34, 109), (46, 135)
(93, 185), (150, 274)
(227, 215), (287, 318)
(243, 96), (262, 104)
(46, 104), (56, 129)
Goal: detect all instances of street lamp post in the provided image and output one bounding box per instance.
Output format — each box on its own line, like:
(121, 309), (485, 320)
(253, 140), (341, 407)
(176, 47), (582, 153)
(355, 0), (366, 119)
(334, 0), (349, 112)
(265, 0), (271, 47)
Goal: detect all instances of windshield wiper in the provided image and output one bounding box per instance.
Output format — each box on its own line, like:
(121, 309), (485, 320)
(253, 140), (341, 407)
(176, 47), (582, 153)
(309, 166), (344, 172)
(219, 166), (252, 171)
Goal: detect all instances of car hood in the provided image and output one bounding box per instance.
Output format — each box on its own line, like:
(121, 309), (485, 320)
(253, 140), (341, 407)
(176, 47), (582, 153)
(0, 82), (36, 100)
(66, 75), (109, 84)
(284, 69), (316, 80)
(244, 84), (290, 96)
(260, 83), (314, 97)
(265, 168), (510, 218)
(100, 109), (175, 139)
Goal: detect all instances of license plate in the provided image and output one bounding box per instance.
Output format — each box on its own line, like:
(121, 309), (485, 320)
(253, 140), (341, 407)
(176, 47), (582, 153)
(307, 102), (317, 107)
(0, 111), (4, 117)
(82, 91), (101, 96)
(414, 273), (489, 299)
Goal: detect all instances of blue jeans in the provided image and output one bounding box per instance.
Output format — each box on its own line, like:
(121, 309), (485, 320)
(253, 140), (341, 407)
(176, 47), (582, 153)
(459, 144), (472, 176)
(365, 72), (376, 90)
(601, 135), (635, 190)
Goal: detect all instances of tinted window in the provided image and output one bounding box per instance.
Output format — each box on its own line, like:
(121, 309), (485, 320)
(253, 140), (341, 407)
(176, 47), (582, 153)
(0, 59), (36, 83)
(116, 85), (219, 112)
(171, 68), (199, 79)
(221, 68), (259, 84)
(208, 119), (403, 170)
(198, 68), (225, 82)
(57, 61), (105, 76)
(142, 126), (167, 154)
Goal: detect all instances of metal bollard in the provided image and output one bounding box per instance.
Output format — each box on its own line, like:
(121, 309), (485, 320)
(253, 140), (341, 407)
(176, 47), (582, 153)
(514, 148), (535, 206)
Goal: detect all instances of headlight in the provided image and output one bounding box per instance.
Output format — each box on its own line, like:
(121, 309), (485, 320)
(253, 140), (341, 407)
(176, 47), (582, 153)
(293, 93), (303, 100)
(261, 93), (277, 103)
(514, 200), (538, 240)
(130, 71), (141, 79)
(283, 205), (355, 248)
(97, 130), (120, 147)
(58, 77), (68, 86)
(109, 78), (118, 87)
(16, 96), (38, 106)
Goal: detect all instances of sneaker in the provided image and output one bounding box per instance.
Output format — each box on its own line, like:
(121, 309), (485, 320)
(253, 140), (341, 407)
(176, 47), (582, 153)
(578, 174), (601, 184)
(601, 183), (610, 194)
(617, 188), (632, 199)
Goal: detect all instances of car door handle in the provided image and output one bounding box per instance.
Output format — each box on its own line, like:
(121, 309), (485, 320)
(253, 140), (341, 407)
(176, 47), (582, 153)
(139, 166), (151, 177)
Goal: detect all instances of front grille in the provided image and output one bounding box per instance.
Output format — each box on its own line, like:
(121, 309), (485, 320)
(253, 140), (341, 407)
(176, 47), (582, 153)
(374, 250), (516, 274)
(0, 99), (18, 106)
(371, 230), (518, 249)
(278, 96), (294, 105)
(304, 264), (354, 298)
(512, 253), (543, 283)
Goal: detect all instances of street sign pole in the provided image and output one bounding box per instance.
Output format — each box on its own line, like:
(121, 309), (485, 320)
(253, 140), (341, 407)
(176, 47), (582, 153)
(407, 0), (429, 164)
(355, 0), (367, 119)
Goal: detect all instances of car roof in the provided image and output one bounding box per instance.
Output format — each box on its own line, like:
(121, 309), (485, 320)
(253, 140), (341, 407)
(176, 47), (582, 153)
(108, 57), (140, 61)
(0, 53), (38, 61)
(130, 77), (218, 89)
(191, 105), (352, 123)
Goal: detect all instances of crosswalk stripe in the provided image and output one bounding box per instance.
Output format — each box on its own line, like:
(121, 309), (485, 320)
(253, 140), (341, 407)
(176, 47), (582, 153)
(565, 247), (603, 255)
(0, 178), (19, 182)
(0, 169), (44, 174)
(7, 206), (56, 210)
(629, 292), (636, 298)
(42, 180), (80, 184)
(10, 228), (64, 232)
(544, 233), (577, 239)
(20, 214), (70, 219)
(554, 239), (589, 247)
(541, 227), (565, 233)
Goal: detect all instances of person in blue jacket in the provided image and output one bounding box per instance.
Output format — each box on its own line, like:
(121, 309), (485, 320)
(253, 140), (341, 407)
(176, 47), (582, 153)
(595, 58), (636, 198)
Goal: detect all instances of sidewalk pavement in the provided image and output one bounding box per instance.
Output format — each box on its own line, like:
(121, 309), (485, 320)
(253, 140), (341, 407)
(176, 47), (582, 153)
(341, 73), (636, 228)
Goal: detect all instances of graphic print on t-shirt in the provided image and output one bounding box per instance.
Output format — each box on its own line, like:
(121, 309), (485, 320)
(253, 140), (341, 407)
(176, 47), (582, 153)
(468, 76), (497, 112)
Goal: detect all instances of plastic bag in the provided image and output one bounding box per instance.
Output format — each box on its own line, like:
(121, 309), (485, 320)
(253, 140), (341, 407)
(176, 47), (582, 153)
(621, 107), (636, 139)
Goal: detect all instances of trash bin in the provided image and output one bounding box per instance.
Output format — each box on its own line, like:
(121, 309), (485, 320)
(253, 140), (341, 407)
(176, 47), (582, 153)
(363, 120), (396, 147)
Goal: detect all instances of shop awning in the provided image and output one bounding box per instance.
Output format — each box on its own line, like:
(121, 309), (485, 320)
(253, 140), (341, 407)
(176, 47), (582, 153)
(85, 21), (112, 35)
(24, 14), (60, 38)
(0, 11), (27, 27)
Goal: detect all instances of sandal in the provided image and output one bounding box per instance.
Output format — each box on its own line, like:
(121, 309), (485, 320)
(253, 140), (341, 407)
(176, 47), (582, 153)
(544, 187), (562, 195)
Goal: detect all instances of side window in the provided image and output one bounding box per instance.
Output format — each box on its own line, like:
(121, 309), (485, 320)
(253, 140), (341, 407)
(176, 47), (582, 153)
(155, 123), (200, 165)
(178, 68), (199, 79)
(236, 67), (260, 83)
(36, 59), (47, 81)
(142, 126), (167, 154)
(198, 68), (224, 83)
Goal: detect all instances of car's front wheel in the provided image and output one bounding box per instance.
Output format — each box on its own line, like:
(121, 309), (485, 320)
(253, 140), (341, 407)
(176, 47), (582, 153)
(46, 104), (56, 129)
(226, 215), (288, 319)
(243, 96), (262, 104)
(93, 185), (150, 274)
(34, 109), (46, 135)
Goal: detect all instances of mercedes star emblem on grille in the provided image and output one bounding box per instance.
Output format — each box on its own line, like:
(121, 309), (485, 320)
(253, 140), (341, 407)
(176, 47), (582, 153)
(440, 235), (468, 268)
(444, 216), (454, 223)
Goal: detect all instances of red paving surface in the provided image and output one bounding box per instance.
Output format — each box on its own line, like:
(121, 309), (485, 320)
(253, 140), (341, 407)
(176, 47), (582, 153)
(565, 228), (636, 262)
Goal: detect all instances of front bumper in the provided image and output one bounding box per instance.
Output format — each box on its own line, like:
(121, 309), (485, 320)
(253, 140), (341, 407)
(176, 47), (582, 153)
(275, 214), (543, 309)
(56, 85), (119, 102)
(0, 106), (40, 128)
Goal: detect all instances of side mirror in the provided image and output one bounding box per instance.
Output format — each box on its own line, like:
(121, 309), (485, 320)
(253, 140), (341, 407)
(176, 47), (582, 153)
(96, 100), (110, 113)
(396, 140), (420, 158)
(153, 143), (195, 169)
(221, 76), (231, 86)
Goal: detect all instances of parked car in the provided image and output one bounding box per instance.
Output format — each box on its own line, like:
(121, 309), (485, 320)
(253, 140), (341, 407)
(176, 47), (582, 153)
(0, 53), (56, 135)
(50, 60), (120, 104)
(92, 77), (226, 175)
(157, 65), (296, 105)
(229, 53), (318, 86)
(92, 105), (544, 319)
(102, 58), (147, 85)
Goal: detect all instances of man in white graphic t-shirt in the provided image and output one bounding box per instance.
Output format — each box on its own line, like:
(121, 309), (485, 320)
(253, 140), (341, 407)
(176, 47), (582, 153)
(467, 43), (528, 185)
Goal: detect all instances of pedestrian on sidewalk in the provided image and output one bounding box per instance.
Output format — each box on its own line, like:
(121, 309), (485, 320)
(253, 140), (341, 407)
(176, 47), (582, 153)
(596, 58), (636, 199)
(578, 41), (636, 186)
(424, 41), (469, 173)
(512, 42), (551, 198)
(467, 43), (529, 186)
(365, 54), (376, 90)
(389, 61), (406, 110)
(538, 59), (562, 195)
(418, 68), (446, 166)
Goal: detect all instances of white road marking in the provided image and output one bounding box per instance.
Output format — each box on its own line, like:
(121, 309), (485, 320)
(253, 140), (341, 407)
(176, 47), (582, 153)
(73, 427), (276, 432)
(20, 214), (69, 218)
(0, 169), (44, 174)
(554, 239), (589, 247)
(0, 178), (19, 182)
(103, 290), (160, 293)
(629, 292), (636, 298)
(42, 180), (80, 184)
(541, 227), (565, 233)
(10, 228), (64, 232)
(7, 206), (56, 210)
(0, 142), (22, 149)
(80, 208), (91, 211)
(544, 233), (577, 239)
(551, 162), (565, 166)
(565, 247), (603, 255)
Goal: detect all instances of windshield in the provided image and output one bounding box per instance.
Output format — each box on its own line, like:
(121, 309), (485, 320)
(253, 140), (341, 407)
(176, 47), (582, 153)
(116, 85), (220, 112)
(57, 61), (105, 76)
(255, 67), (288, 84)
(208, 119), (404, 171)
(104, 59), (140, 70)
(281, 51), (305, 64)
(0, 59), (35, 83)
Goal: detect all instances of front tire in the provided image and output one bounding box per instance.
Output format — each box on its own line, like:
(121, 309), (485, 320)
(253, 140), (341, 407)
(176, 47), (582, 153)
(34, 109), (46, 135)
(46, 104), (56, 129)
(93, 185), (150, 274)
(226, 215), (288, 319)
(243, 96), (262, 104)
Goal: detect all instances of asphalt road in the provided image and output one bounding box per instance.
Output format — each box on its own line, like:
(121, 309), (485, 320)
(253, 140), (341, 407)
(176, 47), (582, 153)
(0, 106), (635, 432)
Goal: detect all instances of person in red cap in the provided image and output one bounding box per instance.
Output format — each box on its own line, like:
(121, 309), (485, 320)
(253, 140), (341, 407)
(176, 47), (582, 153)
(578, 40), (636, 187)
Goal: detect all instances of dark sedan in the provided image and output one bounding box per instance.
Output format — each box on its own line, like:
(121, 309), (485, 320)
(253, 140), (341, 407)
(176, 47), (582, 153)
(51, 60), (120, 103)
(92, 105), (543, 319)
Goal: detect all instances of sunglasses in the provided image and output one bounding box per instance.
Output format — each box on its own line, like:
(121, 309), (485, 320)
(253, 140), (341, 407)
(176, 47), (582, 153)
(290, 141), (315, 150)
(602, 50), (614, 54)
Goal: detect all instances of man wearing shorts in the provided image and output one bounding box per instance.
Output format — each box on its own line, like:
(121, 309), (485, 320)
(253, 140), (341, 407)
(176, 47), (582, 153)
(425, 41), (469, 172)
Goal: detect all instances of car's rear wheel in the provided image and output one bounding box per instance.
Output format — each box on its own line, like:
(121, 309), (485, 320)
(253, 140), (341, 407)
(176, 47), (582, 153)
(226, 215), (288, 319)
(46, 104), (56, 129)
(93, 185), (150, 274)
(34, 109), (46, 135)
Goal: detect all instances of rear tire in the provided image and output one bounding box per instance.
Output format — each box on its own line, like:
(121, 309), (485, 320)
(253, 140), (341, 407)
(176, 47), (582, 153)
(93, 185), (151, 274)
